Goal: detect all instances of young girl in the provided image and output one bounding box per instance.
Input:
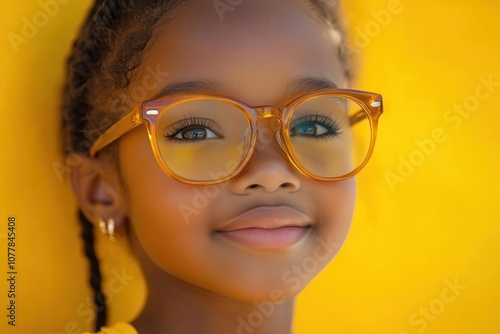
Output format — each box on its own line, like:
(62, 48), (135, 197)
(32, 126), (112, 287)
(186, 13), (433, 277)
(62, 0), (383, 333)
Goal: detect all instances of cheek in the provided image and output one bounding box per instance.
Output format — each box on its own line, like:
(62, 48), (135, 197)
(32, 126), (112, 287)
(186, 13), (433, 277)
(117, 128), (213, 277)
(282, 178), (356, 294)
(314, 178), (357, 246)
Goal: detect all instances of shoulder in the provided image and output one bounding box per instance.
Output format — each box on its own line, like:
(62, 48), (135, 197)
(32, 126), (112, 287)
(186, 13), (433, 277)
(82, 322), (138, 334)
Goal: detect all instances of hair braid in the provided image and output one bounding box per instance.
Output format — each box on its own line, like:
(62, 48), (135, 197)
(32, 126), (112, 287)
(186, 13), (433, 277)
(62, 0), (131, 157)
(79, 210), (108, 331)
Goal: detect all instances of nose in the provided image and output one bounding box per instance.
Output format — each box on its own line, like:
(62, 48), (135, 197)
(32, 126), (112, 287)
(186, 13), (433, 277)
(229, 118), (301, 194)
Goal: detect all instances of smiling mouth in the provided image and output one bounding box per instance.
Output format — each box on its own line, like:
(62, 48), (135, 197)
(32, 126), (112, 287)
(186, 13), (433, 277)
(215, 206), (313, 249)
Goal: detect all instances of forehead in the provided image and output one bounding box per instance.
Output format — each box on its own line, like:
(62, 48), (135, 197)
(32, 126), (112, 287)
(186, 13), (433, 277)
(134, 0), (345, 104)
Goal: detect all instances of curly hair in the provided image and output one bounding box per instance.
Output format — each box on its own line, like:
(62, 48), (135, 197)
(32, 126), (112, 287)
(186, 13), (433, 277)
(61, 0), (352, 331)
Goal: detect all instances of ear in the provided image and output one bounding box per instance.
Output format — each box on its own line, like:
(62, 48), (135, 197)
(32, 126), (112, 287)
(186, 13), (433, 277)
(69, 154), (127, 233)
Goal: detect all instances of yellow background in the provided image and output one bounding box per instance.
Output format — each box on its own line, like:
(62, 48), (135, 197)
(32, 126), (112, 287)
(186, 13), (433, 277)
(1, 0), (499, 333)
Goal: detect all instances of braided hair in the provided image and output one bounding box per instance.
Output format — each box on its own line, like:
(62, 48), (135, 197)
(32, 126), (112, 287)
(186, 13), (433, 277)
(61, 0), (352, 331)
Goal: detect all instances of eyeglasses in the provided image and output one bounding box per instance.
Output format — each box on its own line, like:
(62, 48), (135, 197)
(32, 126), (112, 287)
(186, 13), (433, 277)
(90, 88), (383, 185)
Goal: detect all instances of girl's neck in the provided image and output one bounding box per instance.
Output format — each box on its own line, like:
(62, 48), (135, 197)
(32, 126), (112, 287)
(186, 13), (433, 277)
(131, 272), (295, 334)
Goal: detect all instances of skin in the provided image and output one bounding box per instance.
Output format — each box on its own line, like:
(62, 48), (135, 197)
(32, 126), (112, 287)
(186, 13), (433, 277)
(72, 0), (356, 333)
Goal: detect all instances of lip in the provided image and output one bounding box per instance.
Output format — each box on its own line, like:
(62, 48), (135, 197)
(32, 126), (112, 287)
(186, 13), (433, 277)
(215, 206), (313, 249)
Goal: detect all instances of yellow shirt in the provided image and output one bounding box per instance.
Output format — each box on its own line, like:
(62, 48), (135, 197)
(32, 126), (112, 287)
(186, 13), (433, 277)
(83, 322), (138, 334)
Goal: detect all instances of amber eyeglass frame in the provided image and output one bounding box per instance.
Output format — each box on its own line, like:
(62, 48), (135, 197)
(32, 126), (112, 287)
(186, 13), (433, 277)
(90, 88), (383, 185)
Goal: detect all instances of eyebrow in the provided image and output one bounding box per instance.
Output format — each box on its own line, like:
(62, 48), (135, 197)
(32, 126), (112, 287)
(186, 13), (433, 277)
(152, 77), (338, 104)
(283, 77), (338, 102)
(153, 79), (233, 98)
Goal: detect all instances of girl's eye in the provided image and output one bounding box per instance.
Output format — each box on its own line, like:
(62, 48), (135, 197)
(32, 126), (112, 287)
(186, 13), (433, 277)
(289, 115), (342, 139)
(290, 121), (328, 136)
(174, 126), (218, 140)
(163, 117), (222, 142)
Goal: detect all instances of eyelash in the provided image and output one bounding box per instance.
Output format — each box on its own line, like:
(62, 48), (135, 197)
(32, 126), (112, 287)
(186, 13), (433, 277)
(289, 114), (343, 139)
(162, 117), (222, 142)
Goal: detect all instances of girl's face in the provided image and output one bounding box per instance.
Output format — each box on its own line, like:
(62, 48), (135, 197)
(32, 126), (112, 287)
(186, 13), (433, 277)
(117, 0), (355, 302)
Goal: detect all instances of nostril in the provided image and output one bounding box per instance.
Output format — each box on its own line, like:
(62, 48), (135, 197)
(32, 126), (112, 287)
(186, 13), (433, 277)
(280, 182), (297, 190)
(245, 181), (297, 192)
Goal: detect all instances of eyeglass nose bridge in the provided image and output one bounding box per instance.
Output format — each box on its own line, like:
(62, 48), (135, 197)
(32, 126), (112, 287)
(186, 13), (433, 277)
(255, 105), (285, 129)
(254, 106), (286, 153)
(255, 105), (283, 117)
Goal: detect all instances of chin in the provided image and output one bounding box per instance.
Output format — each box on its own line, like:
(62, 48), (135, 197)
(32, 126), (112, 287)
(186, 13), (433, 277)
(213, 281), (305, 304)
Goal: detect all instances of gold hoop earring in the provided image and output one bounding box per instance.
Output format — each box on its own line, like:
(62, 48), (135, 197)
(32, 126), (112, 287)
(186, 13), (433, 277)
(97, 218), (116, 242)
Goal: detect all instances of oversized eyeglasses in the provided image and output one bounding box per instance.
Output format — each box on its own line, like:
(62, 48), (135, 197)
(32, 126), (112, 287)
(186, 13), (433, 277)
(90, 88), (383, 184)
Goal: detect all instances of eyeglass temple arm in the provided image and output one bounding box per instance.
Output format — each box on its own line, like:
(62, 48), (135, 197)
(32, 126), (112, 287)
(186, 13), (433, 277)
(350, 109), (366, 126)
(89, 108), (142, 157)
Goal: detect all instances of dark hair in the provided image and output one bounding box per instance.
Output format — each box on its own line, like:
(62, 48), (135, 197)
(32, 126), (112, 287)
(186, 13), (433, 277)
(61, 0), (352, 331)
